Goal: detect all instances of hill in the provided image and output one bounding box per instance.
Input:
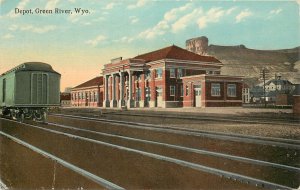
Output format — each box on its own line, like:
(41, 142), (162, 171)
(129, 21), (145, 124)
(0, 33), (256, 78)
(206, 45), (300, 86)
(186, 37), (299, 86)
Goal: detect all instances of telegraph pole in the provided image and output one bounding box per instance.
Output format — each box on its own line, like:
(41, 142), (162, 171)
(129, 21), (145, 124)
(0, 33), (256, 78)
(263, 69), (266, 108)
(260, 68), (269, 108)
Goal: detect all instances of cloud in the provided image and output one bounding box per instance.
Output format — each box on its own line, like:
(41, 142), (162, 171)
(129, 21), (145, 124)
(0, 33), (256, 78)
(9, 24), (18, 31)
(127, 0), (148, 9)
(270, 8), (282, 15)
(235, 9), (252, 23)
(172, 8), (202, 32)
(138, 20), (169, 39)
(130, 16), (139, 24)
(104, 2), (116, 10)
(85, 35), (107, 46)
(2, 34), (14, 39)
(164, 3), (192, 22)
(119, 36), (134, 43)
(45, 0), (60, 10)
(8, 24), (56, 33)
(137, 3), (193, 39)
(7, 0), (30, 18)
(197, 7), (237, 29)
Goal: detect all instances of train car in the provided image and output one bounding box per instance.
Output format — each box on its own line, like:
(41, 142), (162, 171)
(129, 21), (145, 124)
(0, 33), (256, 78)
(0, 62), (61, 122)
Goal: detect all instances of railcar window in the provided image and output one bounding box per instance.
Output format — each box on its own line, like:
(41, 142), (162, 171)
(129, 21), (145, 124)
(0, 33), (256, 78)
(2, 79), (6, 102)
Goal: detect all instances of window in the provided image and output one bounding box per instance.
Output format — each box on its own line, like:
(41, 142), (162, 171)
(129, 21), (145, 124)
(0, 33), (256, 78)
(136, 88), (141, 101)
(95, 92), (99, 102)
(137, 73), (141, 81)
(186, 85), (189, 96)
(227, 84), (236, 97)
(145, 70), (151, 79)
(156, 68), (163, 78)
(170, 86), (175, 96)
(177, 69), (184, 78)
(145, 87), (151, 101)
(170, 68), (175, 78)
(180, 85), (184, 97)
(211, 83), (221, 96)
(206, 71), (214, 75)
(194, 85), (201, 96)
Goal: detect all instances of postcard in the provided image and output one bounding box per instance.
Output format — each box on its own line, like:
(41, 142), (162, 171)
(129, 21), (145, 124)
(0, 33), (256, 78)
(0, 0), (299, 189)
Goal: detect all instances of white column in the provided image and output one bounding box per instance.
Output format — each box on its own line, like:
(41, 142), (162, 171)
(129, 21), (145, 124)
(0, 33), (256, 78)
(104, 74), (110, 108)
(119, 72), (124, 108)
(127, 70), (134, 108)
(110, 74), (117, 107)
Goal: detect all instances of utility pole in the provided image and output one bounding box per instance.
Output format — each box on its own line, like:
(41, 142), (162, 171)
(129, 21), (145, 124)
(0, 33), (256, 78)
(260, 68), (269, 108)
(263, 69), (266, 108)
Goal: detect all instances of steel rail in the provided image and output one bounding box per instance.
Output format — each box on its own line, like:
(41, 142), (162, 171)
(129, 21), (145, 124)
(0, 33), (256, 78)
(1, 118), (293, 190)
(47, 121), (300, 172)
(0, 180), (8, 190)
(50, 114), (300, 149)
(104, 111), (300, 125)
(0, 130), (124, 190)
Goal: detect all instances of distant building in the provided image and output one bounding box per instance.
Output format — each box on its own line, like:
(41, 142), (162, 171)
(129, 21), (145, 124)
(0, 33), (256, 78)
(64, 87), (72, 93)
(264, 79), (294, 93)
(250, 79), (294, 104)
(102, 45), (245, 108)
(71, 76), (104, 107)
(60, 92), (71, 107)
(293, 84), (300, 115)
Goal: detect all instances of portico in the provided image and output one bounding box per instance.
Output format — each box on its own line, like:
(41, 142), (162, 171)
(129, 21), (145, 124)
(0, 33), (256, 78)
(103, 58), (146, 108)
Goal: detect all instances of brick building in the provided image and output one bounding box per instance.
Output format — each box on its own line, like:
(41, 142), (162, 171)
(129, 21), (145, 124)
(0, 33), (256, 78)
(102, 45), (244, 108)
(60, 92), (71, 107)
(71, 76), (104, 107)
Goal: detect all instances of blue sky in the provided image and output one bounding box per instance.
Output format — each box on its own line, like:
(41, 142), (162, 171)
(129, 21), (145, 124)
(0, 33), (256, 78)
(0, 0), (299, 90)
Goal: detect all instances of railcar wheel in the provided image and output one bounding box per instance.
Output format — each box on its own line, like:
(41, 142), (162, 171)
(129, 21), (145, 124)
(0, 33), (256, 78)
(33, 109), (47, 123)
(17, 113), (25, 123)
(24, 109), (33, 119)
(11, 110), (17, 120)
(33, 110), (43, 121)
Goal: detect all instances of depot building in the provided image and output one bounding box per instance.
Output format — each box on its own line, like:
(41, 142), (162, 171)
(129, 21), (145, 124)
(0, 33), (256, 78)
(102, 45), (244, 108)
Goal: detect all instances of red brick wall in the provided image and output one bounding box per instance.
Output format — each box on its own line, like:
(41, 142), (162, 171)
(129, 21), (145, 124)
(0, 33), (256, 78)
(293, 96), (300, 115)
(183, 82), (194, 107)
(71, 86), (103, 107)
(150, 69), (156, 101)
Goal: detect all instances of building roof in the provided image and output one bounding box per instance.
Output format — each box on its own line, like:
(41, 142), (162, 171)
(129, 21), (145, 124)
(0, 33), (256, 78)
(134, 45), (221, 63)
(1, 62), (60, 76)
(73, 76), (103, 89)
(265, 79), (293, 86)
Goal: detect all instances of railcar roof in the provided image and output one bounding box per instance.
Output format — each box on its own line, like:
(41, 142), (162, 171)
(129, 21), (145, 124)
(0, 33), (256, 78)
(1, 62), (60, 76)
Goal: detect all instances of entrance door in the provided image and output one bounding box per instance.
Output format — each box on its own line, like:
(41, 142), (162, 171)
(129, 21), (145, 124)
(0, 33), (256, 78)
(156, 87), (163, 107)
(194, 85), (202, 107)
(145, 87), (150, 107)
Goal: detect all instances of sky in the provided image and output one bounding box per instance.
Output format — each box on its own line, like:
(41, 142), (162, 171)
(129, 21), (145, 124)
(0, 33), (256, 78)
(0, 0), (299, 91)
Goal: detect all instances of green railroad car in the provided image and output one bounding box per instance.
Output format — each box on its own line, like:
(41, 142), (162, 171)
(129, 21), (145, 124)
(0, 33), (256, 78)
(0, 62), (61, 122)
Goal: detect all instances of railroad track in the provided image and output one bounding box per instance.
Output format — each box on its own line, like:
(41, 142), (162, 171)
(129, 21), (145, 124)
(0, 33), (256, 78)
(0, 129), (124, 190)
(50, 113), (300, 149)
(1, 117), (299, 189)
(74, 109), (300, 125)
(103, 111), (300, 126)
